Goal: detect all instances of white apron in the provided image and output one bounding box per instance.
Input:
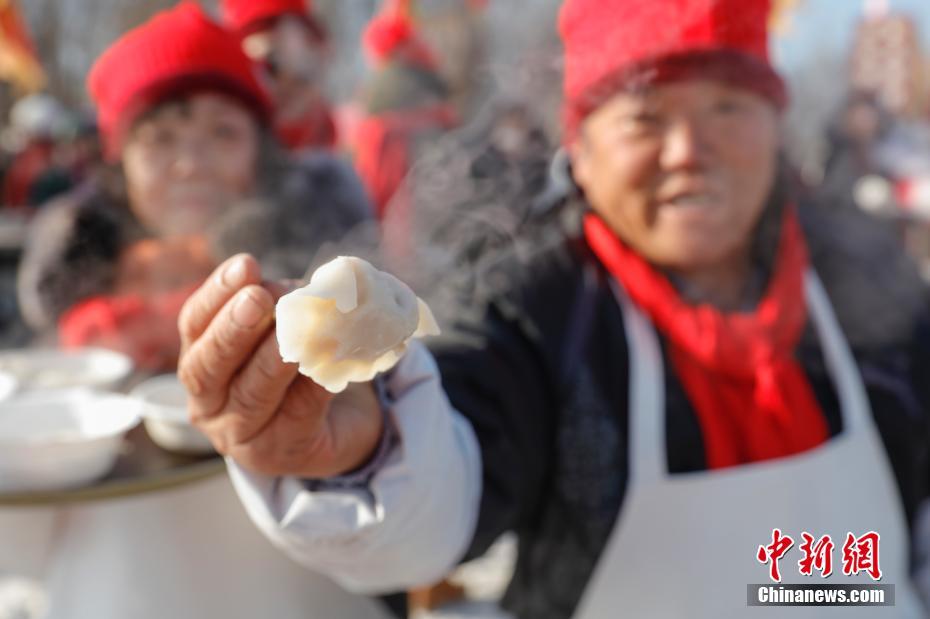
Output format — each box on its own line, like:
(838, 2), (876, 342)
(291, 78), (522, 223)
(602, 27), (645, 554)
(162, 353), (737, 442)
(574, 271), (926, 618)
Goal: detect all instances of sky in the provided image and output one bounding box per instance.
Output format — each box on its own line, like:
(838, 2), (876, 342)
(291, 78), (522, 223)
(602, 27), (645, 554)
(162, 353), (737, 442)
(773, 0), (930, 75)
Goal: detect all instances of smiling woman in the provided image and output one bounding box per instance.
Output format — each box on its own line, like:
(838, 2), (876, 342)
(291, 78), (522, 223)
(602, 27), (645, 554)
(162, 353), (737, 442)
(122, 94), (261, 238)
(16, 2), (371, 371)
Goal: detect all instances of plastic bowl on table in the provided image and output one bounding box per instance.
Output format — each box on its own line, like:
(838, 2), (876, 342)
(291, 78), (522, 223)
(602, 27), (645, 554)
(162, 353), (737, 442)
(131, 375), (216, 455)
(0, 389), (142, 493)
(0, 347), (133, 392)
(0, 371), (18, 401)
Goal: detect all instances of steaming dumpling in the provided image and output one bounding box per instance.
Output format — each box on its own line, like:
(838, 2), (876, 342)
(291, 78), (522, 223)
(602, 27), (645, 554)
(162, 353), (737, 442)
(276, 256), (440, 393)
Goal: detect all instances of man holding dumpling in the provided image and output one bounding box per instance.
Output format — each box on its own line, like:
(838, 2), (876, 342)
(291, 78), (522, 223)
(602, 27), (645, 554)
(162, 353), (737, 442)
(178, 0), (930, 616)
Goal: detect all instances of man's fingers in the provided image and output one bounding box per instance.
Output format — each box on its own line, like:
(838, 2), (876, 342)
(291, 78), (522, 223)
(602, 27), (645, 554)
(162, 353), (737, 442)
(278, 376), (335, 430)
(204, 331), (300, 446)
(228, 377), (336, 476)
(178, 254), (261, 351)
(179, 284), (275, 419)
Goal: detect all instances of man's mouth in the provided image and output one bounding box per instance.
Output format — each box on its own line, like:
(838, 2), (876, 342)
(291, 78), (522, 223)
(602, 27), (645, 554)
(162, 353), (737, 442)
(661, 191), (716, 209)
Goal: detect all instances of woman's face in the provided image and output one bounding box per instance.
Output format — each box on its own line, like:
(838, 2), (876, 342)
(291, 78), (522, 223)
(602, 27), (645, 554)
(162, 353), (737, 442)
(122, 92), (259, 237)
(571, 79), (780, 273)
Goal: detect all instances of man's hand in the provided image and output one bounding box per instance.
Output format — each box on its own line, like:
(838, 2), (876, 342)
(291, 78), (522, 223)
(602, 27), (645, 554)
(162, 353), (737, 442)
(177, 254), (385, 478)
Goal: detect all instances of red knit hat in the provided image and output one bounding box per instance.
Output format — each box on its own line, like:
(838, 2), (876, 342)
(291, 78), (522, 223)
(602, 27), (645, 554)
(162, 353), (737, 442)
(363, 0), (439, 71)
(220, 0), (325, 40)
(559, 0), (787, 137)
(88, 2), (272, 159)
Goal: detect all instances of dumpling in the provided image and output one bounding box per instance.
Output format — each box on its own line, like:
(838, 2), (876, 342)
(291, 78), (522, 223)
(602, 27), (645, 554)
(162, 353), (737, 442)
(275, 256), (441, 393)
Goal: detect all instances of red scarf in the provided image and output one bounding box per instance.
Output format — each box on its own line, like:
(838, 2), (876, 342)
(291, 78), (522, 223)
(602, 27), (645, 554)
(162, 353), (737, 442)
(276, 101), (338, 152)
(583, 207), (829, 469)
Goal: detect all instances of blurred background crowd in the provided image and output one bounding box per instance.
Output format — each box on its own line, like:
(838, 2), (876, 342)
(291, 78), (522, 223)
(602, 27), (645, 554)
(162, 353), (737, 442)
(0, 0), (562, 365)
(0, 0), (925, 357)
(0, 0), (929, 359)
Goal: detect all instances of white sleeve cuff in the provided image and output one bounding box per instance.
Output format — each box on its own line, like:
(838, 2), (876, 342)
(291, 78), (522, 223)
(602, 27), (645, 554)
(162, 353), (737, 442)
(226, 340), (483, 593)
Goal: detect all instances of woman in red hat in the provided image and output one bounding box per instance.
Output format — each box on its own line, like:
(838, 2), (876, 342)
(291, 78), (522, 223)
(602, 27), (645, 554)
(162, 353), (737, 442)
(221, 0), (338, 152)
(177, 0), (930, 617)
(17, 2), (371, 370)
(352, 0), (458, 224)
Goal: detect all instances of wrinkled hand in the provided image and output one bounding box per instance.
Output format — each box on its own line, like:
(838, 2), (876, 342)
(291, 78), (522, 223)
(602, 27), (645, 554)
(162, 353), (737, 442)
(177, 254), (384, 478)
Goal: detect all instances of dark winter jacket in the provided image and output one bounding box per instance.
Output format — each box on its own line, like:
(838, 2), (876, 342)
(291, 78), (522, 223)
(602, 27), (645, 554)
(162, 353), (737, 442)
(428, 191), (930, 619)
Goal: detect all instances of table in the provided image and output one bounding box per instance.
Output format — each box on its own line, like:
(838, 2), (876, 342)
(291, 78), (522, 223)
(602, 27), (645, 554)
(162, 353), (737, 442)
(0, 426), (392, 619)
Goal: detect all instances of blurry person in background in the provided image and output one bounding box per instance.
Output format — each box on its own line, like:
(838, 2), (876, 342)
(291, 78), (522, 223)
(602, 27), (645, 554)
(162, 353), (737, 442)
(177, 0), (930, 617)
(407, 0), (489, 118)
(26, 114), (106, 208)
(58, 115), (105, 184)
(353, 0), (458, 224)
(386, 95), (555, 299)
(17, 2), (370, 371)
(818, 90), (894, 212)
(467, 99), (552, 213)
(1, 93), (76, 208)
(221, 0), (338, 152)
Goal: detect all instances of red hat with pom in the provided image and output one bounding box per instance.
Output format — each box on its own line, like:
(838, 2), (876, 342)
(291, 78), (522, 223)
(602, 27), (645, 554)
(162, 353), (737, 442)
(558, 0), (787, 137)
(88, 1), (272, 159)
(363, 0), (439, 71)
(220, 0), (325, 41)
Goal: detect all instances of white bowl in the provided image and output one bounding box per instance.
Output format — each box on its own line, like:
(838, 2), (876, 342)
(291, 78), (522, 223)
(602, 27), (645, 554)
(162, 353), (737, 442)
(0, 371), (18, 401)
(0, 347), (133, 392)
(0, 389), (142, 493)
(131, 375), (215, 454)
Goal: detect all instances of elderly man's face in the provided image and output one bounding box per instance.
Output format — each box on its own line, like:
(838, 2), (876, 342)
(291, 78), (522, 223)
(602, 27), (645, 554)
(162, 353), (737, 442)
(571, 79), (780, 273)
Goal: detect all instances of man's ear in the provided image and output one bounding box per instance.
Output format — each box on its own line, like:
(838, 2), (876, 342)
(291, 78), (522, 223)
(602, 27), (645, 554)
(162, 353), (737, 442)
(567, 129), (591, 194)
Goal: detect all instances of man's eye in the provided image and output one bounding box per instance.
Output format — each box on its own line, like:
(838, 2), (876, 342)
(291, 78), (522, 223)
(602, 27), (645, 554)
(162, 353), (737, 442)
(620, 113), (662, 134)
(213, 124), (244, 141)
(136, 126), (174, 147)
(154, 129), (176, 145)
(713, 99), (745, 114)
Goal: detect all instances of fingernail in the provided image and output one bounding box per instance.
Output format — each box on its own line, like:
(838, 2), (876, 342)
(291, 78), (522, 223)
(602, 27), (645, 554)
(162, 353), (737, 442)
(232, 290), (266, 328)
(222, 256), (247, 287)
